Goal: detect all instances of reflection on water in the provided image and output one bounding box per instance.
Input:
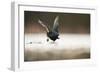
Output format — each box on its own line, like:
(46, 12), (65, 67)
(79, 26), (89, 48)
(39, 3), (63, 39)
(26, 41), (42, 44)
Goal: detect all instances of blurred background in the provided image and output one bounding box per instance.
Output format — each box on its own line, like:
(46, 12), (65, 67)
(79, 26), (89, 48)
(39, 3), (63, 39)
(24, 11), (90, 34)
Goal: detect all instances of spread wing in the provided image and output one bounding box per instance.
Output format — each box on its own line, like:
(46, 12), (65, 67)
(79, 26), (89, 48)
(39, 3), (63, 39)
(38, 20), (49, 32)
(52, 16), (59, 33)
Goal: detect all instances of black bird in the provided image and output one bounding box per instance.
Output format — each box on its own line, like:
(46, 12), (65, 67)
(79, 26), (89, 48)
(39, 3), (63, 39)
(38, 16), (59, 42)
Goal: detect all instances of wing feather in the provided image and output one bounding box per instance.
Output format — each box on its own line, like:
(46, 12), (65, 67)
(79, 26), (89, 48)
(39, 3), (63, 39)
(52, 16), (59, 33)
(38, 20), (49, 32)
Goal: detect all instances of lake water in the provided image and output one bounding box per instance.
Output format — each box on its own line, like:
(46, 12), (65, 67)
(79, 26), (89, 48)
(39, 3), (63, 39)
(25, 33), (90, 52)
